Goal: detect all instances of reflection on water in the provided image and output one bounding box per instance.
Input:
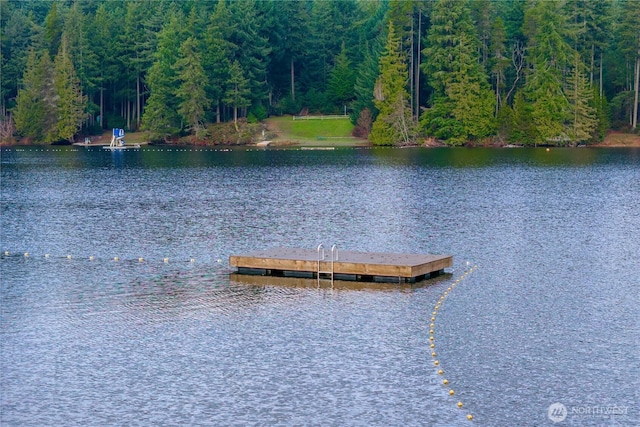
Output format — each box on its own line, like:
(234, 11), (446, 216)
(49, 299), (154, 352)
(1, 146), (639, 426)
(230, 272), (453, 292)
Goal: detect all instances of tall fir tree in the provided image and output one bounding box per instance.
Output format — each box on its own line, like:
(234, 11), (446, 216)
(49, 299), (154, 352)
(327, 43), (356, 111)
(43, 1), (62, 58)
(370, 21), (412, 145)
(223, 60), (251, 129)
(49, 36), (87, 142)
(64, 2), (98, 105)
(13, 48), (49, 142)
(89, 3), (120, 129)
(509, 90), (536, 145)
(351, 1), (387, 122)
(119, 0), (154, 129)
(264, 0), (310, 104)
(352, 41), (381, 124)
(227, 0), (271, 112)
(616, 0), (640, 129)
(421, 0), (495, 144)
(174, 37), (210, 138)
(142, 12), (185, 139)
(566, 51), (597, 143)
(203, 0), (232, 123)
(1, 5), (39, 112)
(523, 0), (573, 144)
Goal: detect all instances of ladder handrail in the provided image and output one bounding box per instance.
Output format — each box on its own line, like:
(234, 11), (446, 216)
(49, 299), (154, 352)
(317, 244), (325, 285)
(318, 243), (338, 286)
(317, 244), (325, 260)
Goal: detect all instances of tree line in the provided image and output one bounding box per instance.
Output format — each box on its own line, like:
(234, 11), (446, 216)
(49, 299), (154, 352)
(1, 0), (638, 146)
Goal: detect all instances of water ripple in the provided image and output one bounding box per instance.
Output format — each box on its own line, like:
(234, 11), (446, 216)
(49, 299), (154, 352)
(2, 147), (638, 426)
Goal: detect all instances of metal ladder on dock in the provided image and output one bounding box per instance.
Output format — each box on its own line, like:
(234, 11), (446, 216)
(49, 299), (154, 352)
(317, 244), (339, 286)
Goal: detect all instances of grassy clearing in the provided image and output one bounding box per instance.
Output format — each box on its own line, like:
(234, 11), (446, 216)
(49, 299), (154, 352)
(265, 115), (368, 146)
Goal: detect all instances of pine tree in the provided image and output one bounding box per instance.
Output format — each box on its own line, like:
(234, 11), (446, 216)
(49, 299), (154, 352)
(370, 21), (412, 145)
(523, 0), (573, 144)
(1, 5), (40, 113)
(203, 0), (232, 123)
(509, 90), (536, 145)
(327, 43), (356, 111)
(421, 0), (495, 144)
(351, 1), (387, 122)
(566, 52), (597, 143)
(89, 3), (120, 129)
(227, 0), (271, 110)
(223, 60), (251, 129)
(142, 12), (185, 139)
(471, 0), (494, 68)
(447, 69), (497, 143)
(49, 36), (87, 142)
(64, 2), (98, 101)
(304, 0), (339, 94)
(563, 0), (613, 96)
(352, 41), (381, 124)
(119, 0), (155, 129)
(616, 0), (640, 129)
(43, 1), (62, 58)
(593, 87), (610, 141)
(174, 37), (210, 138)
(265, 0), (310, 104)
(13, 49), (49, 142)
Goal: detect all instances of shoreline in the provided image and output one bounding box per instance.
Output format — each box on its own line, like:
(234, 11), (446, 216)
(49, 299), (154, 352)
(2, 130), (638, 148)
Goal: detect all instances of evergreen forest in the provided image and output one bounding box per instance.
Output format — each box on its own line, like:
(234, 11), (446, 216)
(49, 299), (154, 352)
(1, 0), (639, 146)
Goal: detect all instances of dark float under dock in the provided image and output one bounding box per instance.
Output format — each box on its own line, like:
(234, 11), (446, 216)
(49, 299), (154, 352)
(229, 247), (452, 283)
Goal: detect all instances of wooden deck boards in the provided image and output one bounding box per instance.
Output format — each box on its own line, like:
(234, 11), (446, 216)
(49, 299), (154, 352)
(229, 247), (452, 282)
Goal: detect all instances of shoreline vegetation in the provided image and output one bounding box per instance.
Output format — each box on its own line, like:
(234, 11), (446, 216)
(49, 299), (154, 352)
(3, 1), (639, 151)
(2, 115), (639, 148)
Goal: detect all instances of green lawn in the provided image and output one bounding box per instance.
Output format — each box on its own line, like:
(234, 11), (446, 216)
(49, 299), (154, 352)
(265, 115), (368, 146)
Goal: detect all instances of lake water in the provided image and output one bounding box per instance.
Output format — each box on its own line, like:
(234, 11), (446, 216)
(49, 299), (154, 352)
(1, 146), (638, 426)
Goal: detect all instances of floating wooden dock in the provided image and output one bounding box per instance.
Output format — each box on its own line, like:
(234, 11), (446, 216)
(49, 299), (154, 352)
(229, 247), (452, 283)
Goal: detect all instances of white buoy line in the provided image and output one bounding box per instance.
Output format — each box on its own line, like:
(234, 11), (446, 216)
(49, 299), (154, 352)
(2, 250), (225, 266)
(430, 263), (479, 422)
